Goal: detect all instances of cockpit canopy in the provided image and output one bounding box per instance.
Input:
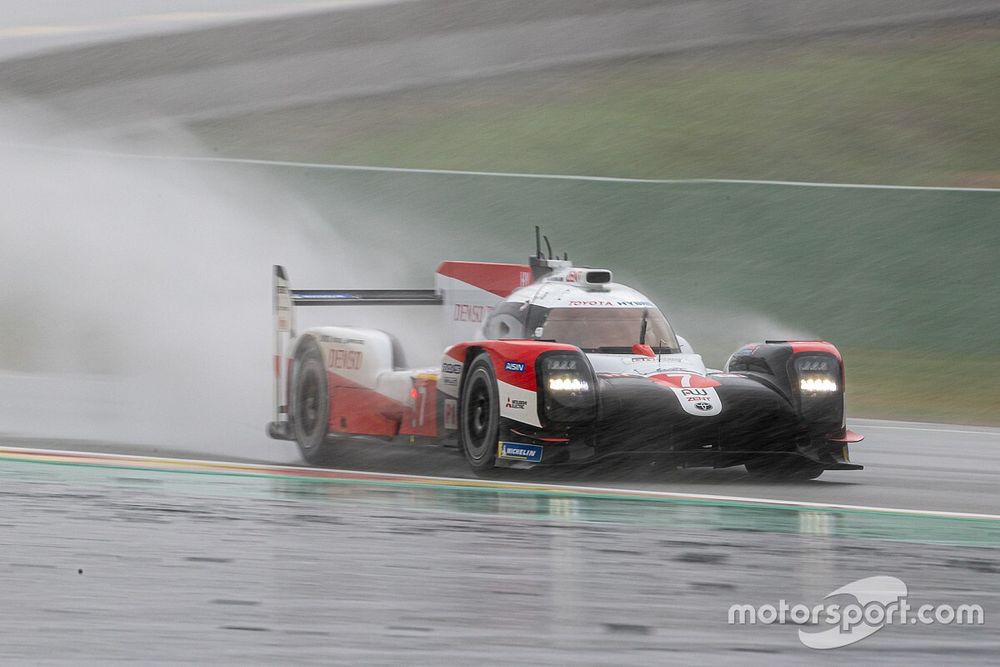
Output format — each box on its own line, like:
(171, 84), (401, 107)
(483, 303), (679, 354)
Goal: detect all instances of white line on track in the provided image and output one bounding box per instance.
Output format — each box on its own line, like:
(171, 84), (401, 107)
(857, 425), (1000, 436)
(849, 418), (1000, 437)
(3, 444), (1000, 522)
(5, 142), (1000, 192)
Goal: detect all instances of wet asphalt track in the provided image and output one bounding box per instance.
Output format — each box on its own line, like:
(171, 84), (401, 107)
(1, 5), (997, 661)
(1, 419), (998, 663)
(285, 417), (1000, 516)
(10, 417), (997, 514)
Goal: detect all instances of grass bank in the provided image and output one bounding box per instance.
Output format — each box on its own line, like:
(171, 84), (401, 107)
(194, 24), (1000, 187)
(189, 24), (1000, 425)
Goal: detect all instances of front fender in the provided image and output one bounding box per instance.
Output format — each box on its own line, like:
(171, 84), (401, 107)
(726, 340), (848, 438)
(440, 339), (586, 428)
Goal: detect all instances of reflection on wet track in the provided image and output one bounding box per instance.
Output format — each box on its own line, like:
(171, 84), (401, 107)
(1, 448), (997, 663)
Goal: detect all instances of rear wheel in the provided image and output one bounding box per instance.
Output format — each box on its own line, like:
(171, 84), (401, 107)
(745, 456), (825, 481)
(292, 346), (332, 465)
(459, 354), (500, 472)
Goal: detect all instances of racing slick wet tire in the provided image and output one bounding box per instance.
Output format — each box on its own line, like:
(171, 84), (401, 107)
(292, 345), (333, 465)
(745, 456), (825, 481)
(459, 353), (501, 473)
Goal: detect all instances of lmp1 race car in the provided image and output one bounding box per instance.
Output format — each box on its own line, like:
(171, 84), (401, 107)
(267, 231), (862, 479)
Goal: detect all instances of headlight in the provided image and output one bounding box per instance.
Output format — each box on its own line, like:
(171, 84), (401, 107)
(548, 376), (590, 392)
(800, 376), (838, 393)
(794, 356), (840, 394)
(537, 353), (596, 423)
(792, 354), (844, 427)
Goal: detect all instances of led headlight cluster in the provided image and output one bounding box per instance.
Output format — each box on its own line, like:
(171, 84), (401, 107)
(800, 376), (838, 393)
(795, 355), (840, 395)
(792, 354), (844, 426)
(548, 377), (590, 392)
(538, 353), (596, 423)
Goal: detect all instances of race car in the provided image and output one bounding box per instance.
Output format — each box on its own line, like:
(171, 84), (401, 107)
(268, 230), (862, 479)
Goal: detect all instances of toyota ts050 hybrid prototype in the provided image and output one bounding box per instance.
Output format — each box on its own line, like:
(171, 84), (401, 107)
(267, 231), (862, 480)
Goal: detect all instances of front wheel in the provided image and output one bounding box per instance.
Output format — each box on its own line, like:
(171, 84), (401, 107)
(292, 347), (332, 465)
(459, 354), (500, 473)
(745, 456), (825, 481)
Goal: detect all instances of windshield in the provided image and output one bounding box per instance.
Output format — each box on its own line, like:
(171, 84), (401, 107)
(537, 307), (679, 353)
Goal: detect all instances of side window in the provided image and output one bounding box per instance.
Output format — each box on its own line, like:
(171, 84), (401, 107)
(483, 302), (527, 339)
(525, 305), (549, 339)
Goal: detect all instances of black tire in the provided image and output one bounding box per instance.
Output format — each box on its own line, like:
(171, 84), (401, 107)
(292, 346), (332, 465)
(459, 354), (500, 473)
(745, 456), (825, 481)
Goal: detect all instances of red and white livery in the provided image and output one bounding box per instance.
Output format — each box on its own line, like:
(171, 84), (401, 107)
(269, 231), (862, 479)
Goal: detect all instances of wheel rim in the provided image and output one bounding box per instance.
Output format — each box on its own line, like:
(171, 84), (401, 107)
(299, 369), (320, 446)
(463, 372), (493, 460)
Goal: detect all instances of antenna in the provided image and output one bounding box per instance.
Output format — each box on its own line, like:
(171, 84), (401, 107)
(528, 226), (570, 281)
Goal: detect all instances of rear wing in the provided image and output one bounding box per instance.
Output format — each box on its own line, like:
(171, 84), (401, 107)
(273, 261), (529, 341)
(271, 265), (442, 436)
(269, 262), (530, 440)
(288, 288), (443, 307)
(273, 264), (442, 335)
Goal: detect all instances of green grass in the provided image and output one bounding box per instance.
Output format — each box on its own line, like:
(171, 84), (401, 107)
(845, 349), (1000, 425)
(188, 25), (1000, 425)
(194, 26), (1000, 186)
(238, 170), (1000, 425)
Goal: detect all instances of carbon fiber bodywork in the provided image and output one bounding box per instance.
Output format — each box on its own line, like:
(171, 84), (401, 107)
(496, 342), (860, 471)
